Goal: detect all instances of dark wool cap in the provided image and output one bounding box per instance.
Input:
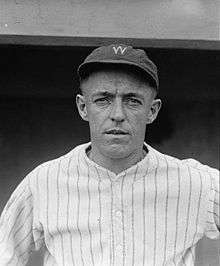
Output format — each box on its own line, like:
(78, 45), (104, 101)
(77, 44), (159, 90)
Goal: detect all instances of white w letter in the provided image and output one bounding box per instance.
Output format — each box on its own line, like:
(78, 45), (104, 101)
(113, 46), (127, 55)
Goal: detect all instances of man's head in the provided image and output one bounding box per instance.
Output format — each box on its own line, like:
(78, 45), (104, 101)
(78, 44), (159, 93)
(76, 44), (161, 162)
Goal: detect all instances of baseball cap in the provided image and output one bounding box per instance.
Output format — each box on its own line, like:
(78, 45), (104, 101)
(77, 44), (159, 90)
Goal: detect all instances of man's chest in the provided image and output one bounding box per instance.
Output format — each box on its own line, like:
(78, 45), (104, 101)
(38, 171), (208, 266)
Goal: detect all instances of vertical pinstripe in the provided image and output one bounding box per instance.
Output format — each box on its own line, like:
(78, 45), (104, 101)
(56, 159), (65, 265)
(0, 143), (219, 265)
(6, 206), (33, 265)
(46, 164), (55, 256)
(85, 159), (95, 266)
(182, 166), (192, 266)
(45, 166), (53, 266)
(36, 167), (40, 233)
(153, 154), (159, 266)
(162, 156), (169, 266)
(189, 170), (203, 264)
(173, 163), (181, 264)
(94, 166), (104, 261)
(131, 165), (138, 266)
(0, 189), (26, 244)
(183, 166), (192, 250)
(66, 156), (75, 265)
(191, 171), (203, 246)
(107, 170), (115, 266)
(121, 172), (126, 266)
(5, 176), (34, 265)
(142, 165), (148, 266)
(76, 155), (85, 266)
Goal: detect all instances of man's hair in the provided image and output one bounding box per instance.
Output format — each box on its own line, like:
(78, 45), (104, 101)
(78, 63), (158, 96)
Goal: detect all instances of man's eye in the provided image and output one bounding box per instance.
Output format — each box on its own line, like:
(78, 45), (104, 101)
(94, 98), (110, 105)
(126, 98), (142, 106)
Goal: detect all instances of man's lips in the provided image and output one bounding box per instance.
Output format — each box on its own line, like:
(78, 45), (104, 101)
(104, 129), (129, 135)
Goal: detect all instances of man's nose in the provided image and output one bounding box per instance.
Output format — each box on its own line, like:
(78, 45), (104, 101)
(110, 100), (125, 122)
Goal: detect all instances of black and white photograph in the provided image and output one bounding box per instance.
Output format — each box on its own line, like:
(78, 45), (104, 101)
(0, 1), (219, 265)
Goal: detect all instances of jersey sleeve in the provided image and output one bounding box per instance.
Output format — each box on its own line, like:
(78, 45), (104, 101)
(0, 173), (44, 265)
(182, 158), (220, 239)
(205, 169), (220, 239)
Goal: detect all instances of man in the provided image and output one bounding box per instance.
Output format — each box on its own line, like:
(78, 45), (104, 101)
(0, 44), (219, 265)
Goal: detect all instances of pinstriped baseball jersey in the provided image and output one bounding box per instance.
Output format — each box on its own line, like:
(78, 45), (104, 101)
(0, 142), (219, 265)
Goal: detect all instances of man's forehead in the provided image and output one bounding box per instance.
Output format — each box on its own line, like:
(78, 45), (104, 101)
(81, 68), (155, 97)
(85, 69), (147, 89)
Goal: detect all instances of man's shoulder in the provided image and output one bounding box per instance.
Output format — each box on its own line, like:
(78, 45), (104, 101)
(28, 142), (89, 179)
(148, 145), (219, 176)
(181, 158), (219, 174)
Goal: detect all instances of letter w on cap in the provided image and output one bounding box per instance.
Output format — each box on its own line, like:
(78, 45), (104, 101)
(113, 46), (127, 55)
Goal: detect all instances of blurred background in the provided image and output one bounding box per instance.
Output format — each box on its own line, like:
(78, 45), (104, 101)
(0, 0), (219, 265)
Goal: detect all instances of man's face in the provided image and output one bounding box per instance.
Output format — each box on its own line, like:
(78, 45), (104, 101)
(76, 69), (161, 160)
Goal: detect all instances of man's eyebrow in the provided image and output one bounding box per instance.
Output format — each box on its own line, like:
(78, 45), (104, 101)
(92, 91), (114, 97)
(123, 92), (145, 101)
(93, 91), (144, 98)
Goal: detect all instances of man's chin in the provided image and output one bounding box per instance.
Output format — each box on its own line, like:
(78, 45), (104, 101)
(104, 144), (131, 159)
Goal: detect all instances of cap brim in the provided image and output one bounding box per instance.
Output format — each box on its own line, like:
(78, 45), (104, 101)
(77, 60), (158, 89)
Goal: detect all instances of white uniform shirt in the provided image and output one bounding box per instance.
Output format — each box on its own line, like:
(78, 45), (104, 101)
(0, 142), (219, 266)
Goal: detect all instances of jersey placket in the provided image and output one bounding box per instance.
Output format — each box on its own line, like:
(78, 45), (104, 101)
(109, 173), (126, 266)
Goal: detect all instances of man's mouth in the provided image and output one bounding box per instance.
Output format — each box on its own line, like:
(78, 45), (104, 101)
(105, 129), (128, 135)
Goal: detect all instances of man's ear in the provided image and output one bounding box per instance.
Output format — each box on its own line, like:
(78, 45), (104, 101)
(146, 99), (162, 124)
(76, 94), (88, 121)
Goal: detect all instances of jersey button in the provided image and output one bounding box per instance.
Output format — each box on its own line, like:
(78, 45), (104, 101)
(115, 244), (123, 253)
(115, 210), (122, 218)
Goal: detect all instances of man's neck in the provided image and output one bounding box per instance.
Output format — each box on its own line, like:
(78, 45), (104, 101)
(86, 145), (147, 175)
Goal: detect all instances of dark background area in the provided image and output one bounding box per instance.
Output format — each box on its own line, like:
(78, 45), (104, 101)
(0, 44), (219, 265)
